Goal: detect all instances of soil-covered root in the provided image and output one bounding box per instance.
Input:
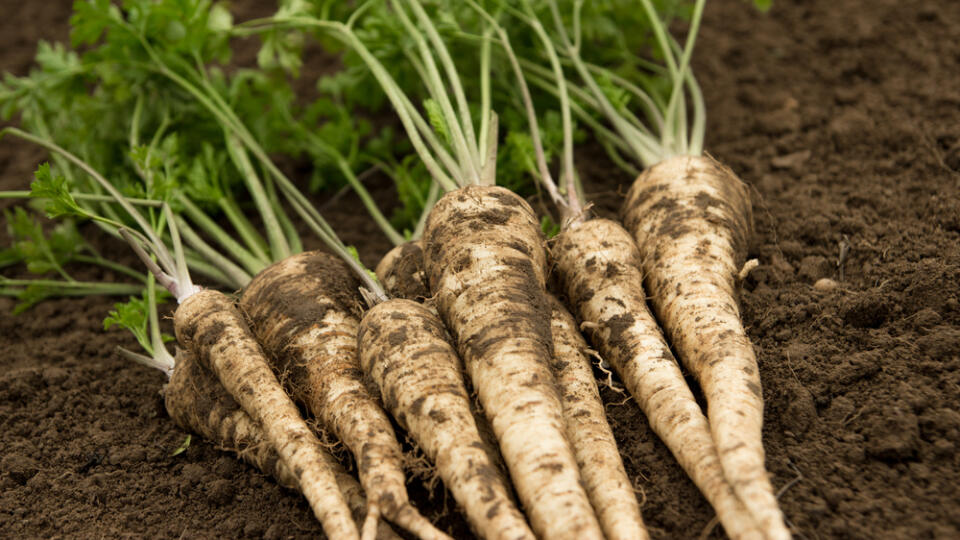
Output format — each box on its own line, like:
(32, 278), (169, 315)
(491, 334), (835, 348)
(621, 155), (788, 539)
(552, 218), (763, 540)
(376, 242), (430, 301)
(546, 294), (650, 540)
(423, 185), (603, 540)
(165, 348), (297, 490)
(358, 298), (535, 540)
(238, 251), (447, 540)
(374, 247), (510, 478)
(174, 289), (358, 540)
(164, 349), (402, 540)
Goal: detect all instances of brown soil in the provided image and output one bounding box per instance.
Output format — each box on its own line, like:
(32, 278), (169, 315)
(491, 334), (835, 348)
(2, 0), (959, 538)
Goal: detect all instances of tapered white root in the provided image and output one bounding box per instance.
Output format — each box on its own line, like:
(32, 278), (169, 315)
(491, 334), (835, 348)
(622, 155), (790, 540)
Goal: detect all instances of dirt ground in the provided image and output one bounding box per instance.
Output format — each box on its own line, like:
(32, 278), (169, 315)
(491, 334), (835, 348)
(2, 0), (959, 538)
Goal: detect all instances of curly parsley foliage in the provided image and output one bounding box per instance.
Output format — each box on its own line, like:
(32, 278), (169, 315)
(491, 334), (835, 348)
(103, 287), (173, 353)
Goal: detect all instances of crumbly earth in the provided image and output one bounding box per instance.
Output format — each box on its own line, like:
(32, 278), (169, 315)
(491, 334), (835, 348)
(2, 0), (959, 538)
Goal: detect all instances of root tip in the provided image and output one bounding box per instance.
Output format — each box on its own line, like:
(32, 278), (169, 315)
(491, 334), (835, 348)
(361, 504), (380, 540)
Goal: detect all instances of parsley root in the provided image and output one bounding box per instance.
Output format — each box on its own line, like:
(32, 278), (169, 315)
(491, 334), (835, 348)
(546, 294), (650, 540)
(622, 156), (786, 538)
(553, 218), (762, 540)
(525, 1), (791, 535)
(358, 298), (534, 540)
(164, 349), (403, 540)
(239, 251), (448, 540)
(423, 186), (603, 540)
(174, 288), (359, 540)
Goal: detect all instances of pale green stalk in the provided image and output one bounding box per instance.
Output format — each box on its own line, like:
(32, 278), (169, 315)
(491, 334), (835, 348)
(1, 128), (176, 274)
(218, 196), (271, 261)
(572, 0), (584, 51)
(23, 111), (130, 234)
(392, 1), (479, 185)
(411, 180), (440, 241)
(404, 0), (481, 171)
(517, 58), (663, 161)
(335, 158), (404, 245)
(0, 278), (144, 297)
(635, 0), (682, 150)
(176, 192), (268, 275)
(283, 109), (405, 246)
(581, 62), (664, 134)
(0, 191), (164, 207)
(477, 27), (493, 164)
(518, 64), (652, 166)
(466, 0), (564, 209)
(668, 35), (707, 155)
(118, 23), (294, 262)
(224, 134), (291, 260)
(235, 17), (459, 191)
(183, 252), (233, 286)
(543, 1), (664, 166)
(388, 46), (466, 180)
(116, 272), (177, 378)
(262, 172), (304, 255)
(521, 0), (580, 217)
(73, 255), (146, 283)
(173, 215), (251, 289)
(598, 139), (642, 178)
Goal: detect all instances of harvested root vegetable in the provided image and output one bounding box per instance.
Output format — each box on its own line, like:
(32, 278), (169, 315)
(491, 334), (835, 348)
(239, 251), (448, 540)
(473, 14), (760, 535)
(374, 244), (511, 480)
(78, 155), (361, 537)
(284, 8), (603, 537)
(164, 349), (403, 540)
(553, 218), (762, 540)
(384, 219), (648, 540)
(173, 288), (359, 540)
(546, 294), (650, 540)
(513, 0), (791, 534)
(423, 186), (602, 540)
(358, 298), (534, 540)
(621, 156), (786, 538)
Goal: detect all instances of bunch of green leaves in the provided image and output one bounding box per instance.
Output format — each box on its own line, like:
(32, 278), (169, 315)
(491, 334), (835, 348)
(1, 205), (86, 278)
(2, 8), (225, 214)
(3, 1), (285, 262)
(2, 0), (333, 211)
(3, 0), (394, 307)
(0, 203), (146, 313)
(1, 1), (248, 313)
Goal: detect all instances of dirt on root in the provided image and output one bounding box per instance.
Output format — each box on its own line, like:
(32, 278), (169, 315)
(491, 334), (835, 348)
(2, 0), (960, 539)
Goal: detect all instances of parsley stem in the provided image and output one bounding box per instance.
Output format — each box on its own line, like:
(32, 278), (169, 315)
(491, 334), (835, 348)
(223, 134), (291, 261)
(0, 279), (144, 297)
(0, 191), (163, 207)
(73, 255), (146, 283)
(218, 196), (271, 262)
(176, 193), (268, 275)
(172, 215), (251, 290)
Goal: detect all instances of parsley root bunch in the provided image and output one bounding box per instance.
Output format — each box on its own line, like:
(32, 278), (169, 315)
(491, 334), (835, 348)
(476, 4), (771, 536)
(524, 1), (790, 536)
(239, 252), (448, 540)
(117, 213), (360, 540)
(163, 349), (403, 540)
(248, 2), (605, 537)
